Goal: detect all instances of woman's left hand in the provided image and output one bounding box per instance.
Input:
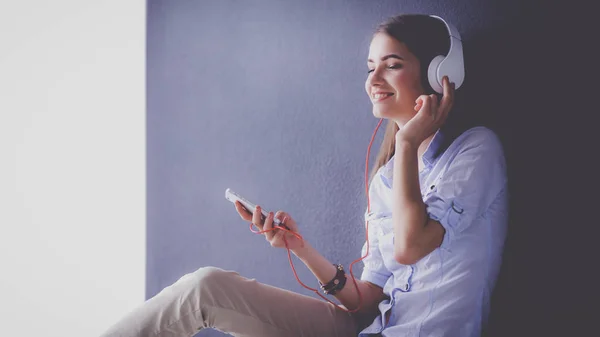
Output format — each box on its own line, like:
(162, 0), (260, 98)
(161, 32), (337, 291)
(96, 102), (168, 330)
(396, 76), (455, 147)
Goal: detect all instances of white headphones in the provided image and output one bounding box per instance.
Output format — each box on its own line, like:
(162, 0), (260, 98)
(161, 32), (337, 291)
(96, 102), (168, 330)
(427, 15), (465, 93)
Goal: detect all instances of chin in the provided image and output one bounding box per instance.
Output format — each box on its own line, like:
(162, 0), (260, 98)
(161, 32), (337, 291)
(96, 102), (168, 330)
(371, 107), (395, 120)
(372, 107), (415, 126)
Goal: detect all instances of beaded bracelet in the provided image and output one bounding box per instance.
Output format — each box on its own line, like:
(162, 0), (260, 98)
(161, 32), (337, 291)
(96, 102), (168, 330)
(319, 264), (347, 295)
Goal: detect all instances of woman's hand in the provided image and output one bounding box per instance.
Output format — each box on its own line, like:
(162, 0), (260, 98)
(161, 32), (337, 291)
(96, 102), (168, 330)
(234, 201), (305, 250)
(396, 76), (455, 147)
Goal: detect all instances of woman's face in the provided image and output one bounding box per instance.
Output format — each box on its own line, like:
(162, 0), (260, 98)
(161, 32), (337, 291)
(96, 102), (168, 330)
(365, 33), (425, 124)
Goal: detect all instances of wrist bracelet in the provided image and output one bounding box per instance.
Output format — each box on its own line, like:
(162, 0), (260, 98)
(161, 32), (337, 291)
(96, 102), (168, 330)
(319, 264), (347, 295)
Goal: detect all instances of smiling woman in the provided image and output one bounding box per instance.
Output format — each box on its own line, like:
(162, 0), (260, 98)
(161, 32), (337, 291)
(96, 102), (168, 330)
(99, 13), (507, 337)
(367, 14), (452, 181)
(358, 15), (507, 337)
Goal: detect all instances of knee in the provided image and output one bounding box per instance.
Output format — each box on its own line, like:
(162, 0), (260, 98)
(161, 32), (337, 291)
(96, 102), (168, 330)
(172, 266), (238, 301)
(189, 266), (230, 289)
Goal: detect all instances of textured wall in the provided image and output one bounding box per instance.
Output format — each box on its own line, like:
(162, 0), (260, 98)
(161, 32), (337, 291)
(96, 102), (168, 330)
(147, 0), (546, 336)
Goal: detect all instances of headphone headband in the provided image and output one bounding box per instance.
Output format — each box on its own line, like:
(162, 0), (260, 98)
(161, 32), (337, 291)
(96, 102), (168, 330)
(429, 15), (462, 40)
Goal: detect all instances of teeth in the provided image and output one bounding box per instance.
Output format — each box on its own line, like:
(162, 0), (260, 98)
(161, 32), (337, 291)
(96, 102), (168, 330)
(374, 93), (392, 99)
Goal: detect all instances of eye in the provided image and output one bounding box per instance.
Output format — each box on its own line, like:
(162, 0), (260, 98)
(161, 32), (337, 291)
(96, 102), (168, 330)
(367, 64), (403, 74)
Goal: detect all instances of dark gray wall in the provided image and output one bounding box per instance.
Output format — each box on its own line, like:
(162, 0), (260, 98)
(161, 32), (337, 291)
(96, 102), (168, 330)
(147, 1), (588, 336)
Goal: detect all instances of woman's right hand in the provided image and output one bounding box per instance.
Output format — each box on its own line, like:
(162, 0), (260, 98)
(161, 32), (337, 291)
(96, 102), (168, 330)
(234, 201), (305, 250)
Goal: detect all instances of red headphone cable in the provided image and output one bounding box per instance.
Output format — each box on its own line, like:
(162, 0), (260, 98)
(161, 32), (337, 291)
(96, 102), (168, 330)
(249, 118), (385, 313)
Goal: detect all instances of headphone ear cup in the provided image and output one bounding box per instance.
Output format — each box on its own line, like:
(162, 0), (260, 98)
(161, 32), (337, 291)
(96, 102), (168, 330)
(428, 55), (445, 94)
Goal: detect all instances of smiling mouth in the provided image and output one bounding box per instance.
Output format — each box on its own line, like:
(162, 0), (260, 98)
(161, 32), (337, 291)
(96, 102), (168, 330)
(373, 93), (394, 102)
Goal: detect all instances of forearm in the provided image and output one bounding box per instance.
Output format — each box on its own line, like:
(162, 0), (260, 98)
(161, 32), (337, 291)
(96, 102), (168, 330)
(392, 140), (428, 259)
(292, 242), (383, 314)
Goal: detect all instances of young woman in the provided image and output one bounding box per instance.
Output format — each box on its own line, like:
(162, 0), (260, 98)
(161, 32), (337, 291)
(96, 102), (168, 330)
(100, 14), (507, 337)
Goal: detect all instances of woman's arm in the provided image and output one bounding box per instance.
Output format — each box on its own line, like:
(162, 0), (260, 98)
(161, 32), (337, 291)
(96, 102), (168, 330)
(234, 201), (385, 315)
(391, 139), (445, 265)
(391, 78), (454, 265)
(292, 242), (387, 315)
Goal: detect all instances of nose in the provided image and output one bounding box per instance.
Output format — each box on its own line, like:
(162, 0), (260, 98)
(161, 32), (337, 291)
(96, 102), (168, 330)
(367, 66), (385, 89)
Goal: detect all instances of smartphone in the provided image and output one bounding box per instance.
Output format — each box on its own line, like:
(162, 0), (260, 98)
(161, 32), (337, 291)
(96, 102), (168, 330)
(225, 188), (285, 227)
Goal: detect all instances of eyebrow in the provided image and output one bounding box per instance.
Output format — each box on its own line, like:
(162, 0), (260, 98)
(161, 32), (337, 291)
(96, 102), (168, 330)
(367, 54), (404, 63)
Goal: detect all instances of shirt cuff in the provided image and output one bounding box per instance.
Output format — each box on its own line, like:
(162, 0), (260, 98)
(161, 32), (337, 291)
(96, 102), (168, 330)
(360, 268), (389, 288)
(427, 199), (464, 249)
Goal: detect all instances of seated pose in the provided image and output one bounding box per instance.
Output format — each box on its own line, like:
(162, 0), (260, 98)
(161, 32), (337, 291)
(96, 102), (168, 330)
(100, 13), (508, 337)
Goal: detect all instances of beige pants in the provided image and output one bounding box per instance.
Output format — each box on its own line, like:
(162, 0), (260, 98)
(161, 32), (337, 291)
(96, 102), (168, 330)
(99, 267), (365, 337)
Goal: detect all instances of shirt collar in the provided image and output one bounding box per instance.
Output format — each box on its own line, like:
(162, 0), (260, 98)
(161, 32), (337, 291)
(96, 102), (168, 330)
(382, 129), (447, 178)
(384, 128), (446, 171)
(421, 129), (446, 168)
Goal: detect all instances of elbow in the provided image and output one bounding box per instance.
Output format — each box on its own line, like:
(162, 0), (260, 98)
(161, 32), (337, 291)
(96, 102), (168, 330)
(392, 226), (423, 265)
(393, 243), (420, 265)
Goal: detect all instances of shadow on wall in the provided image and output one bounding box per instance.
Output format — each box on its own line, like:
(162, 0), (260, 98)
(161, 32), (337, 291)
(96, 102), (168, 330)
(456, 12), (548, 337)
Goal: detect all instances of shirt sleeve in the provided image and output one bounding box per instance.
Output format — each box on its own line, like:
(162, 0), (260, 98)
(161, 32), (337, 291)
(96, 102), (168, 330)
(359, 219), (392, 288)
(423, 128), (508, 249)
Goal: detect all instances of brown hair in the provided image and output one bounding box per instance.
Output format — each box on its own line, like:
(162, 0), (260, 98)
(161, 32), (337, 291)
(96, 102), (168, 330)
(369, 14), (452, 182)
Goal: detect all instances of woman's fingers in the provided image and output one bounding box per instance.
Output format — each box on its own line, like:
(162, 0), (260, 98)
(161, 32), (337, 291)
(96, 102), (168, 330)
(274, 211), (285, 227)
(428, 94), (439, 119)
(265, 211), (286, 241)
(414, 98), (423, 111)
(440, 76), (455, 117)
(416, 94), (436, 114)
(264, 211), (275, 241)
(234, 201), (252, 221)
(272, 213), (293, 247)
(271, 229), (286, 247)
(252, 205), (264, 230)
(235, 203), (301, 248)
(414, 76), (454, 124)
(419, 95), (431, 118)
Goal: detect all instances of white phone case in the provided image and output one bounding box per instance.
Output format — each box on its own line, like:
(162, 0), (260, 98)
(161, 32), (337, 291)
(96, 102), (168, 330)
(225, 188), (282, 225)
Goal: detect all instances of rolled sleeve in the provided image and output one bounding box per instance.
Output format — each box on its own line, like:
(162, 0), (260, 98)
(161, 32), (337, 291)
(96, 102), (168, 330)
(423, 129), (507, 248)
(360, 220), (391, 288)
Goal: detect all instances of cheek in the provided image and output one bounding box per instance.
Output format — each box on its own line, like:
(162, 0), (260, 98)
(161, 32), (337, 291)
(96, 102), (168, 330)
(395, 73), (422, 99)
(408, 71), (425, 94)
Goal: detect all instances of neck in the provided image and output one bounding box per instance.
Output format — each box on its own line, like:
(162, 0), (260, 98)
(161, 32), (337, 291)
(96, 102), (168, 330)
(417, 134), (435, 167)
